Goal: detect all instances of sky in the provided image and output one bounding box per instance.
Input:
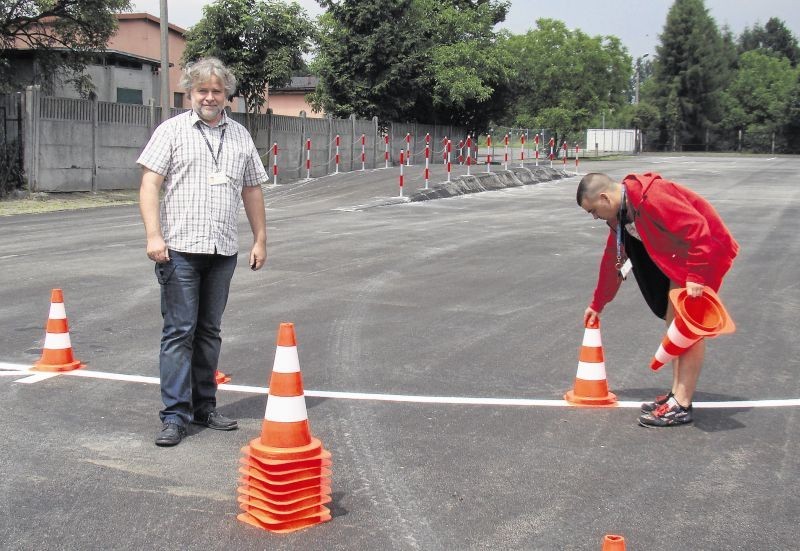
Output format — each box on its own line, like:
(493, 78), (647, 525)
(130, 0), (800, 59)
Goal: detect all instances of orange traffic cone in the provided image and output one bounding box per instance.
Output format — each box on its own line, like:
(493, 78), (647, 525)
(565, 318), (617, 406)
(215, 370), (231, 384)
(602, 534), (626, 550)
(650, 286), (736, 371)
(237, 322), (332, 534)
(33, 289), (84, 372)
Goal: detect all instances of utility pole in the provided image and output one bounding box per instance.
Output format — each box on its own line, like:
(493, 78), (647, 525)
(159, 0), (170, 122)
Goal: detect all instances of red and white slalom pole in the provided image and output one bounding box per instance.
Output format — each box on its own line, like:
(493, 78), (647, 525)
(458, 139), (464, 165)
(562, 141), (568, 169)
(305, 138), (311, 179)
(486, 134), (492, 173)
(466, 135), (472, 176)
(334, 134), (340, 174)
(549, 136), (555, 168)
(504, 133), (509, 170)
(534, 133), (540, 166)
(272, 142), (278, 185)
(575, 144), (580, 174)
(446, 139), (452, 182)
(424, 133), (430, 189)
(384, 135), (389, 169)
(361, 133), (366, 171)
(399, 150), (405, 197)
(405, 133), (411, 166)
(519, 133), (526, 168)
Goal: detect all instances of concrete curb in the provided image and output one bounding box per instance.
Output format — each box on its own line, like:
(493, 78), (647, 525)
(409, 166), (573, 202)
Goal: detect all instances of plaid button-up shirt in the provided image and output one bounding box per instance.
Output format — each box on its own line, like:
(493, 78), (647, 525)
(137, 110), (268, 256)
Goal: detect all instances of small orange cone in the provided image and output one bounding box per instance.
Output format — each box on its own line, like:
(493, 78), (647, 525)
(33, 289), (84, 372)
(650, 286), (736, 371)
(602, 534), (626, 550)
(565, 318), (617, 406)
(236, 322), (332, 534)
(215, 370), (231, 384)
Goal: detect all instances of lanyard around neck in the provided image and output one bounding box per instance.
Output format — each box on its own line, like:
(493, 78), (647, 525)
(616, 184), (627, 269)
(197, 123), (226, 170)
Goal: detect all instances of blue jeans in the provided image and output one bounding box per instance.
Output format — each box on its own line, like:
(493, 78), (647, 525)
(155, 250), (238, 426)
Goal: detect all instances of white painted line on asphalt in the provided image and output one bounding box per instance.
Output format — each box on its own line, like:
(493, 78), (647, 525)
(2, 362), (799, 409)
(16, 372), (60, 384)
(0, 255), (20, 260)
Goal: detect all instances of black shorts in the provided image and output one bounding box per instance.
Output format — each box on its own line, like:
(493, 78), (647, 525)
(623, 228), (670, 320)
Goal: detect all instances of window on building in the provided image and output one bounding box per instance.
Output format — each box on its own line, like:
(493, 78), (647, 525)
(174, 92), (185, 108)
(117, 88), (143, 105)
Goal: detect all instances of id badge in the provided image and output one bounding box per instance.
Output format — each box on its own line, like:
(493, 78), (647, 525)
(619, 258), (633, 280)
(208, 171), (228, 185)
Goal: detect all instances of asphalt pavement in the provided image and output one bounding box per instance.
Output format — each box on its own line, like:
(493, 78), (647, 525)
(1, 155), (798, 550)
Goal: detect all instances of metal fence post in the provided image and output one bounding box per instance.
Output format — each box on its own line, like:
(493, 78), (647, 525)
(372, 116), (379, 169)
(91, 96), (98, 192)
(327, 115), (333, 175)
(23, 85), (41, 194)
(350, 114), (356, 172)
(298, 111), (307, 177)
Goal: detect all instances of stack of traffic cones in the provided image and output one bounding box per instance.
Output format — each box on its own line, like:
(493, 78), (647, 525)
(650, 286), (735, 370)
(237, 323), (332, 533)
(33, 289), (84, 372)
(565, 318), (617, 406)
(602, 534), (626, 550)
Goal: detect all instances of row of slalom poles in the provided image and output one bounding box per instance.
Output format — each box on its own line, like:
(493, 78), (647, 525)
(272, 142), (278, 185)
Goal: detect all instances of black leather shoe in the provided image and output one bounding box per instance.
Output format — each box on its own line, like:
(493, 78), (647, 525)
(155, 422), (186, 446)
(192, 410), (238, 431)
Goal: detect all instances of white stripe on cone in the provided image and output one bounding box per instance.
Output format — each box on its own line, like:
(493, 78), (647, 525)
(668, 321), (699, 348)
(582, 328), (602, 347)
(576, 361), (607, 380)
(264, 395), (308, 422)
(49, 303), (66, 319)
(272, 346), (300, 373)
(43, 332), (71, 350)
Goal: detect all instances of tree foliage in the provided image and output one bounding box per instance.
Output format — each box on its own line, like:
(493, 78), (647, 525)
(310, 0), (513, 128)
(739, 17), (799, 66)
(0, 0), (132, 95)
(500, 19), (631, 136)
(183, 0), (314, 123)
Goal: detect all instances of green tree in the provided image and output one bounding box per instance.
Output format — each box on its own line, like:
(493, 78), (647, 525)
(0, 0), (132, 95)
(649, 0), (734, 150)
(720, 50), (799, 150)
(739, 17), (799, 66)
(183, 0), (314, 132)
(501, 19), (631, 136)
(310, 0), (513, 128)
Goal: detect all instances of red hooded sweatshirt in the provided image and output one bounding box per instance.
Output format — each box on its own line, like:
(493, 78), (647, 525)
(590, 173), (739, 313)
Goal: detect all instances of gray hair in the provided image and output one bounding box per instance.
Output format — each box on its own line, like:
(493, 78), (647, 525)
(179, 57), (237, 97)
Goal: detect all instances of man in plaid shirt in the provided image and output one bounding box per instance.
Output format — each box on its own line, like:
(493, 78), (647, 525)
(138, 57), (268, 447)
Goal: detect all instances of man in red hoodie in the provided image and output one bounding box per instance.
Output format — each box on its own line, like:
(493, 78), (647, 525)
(577, 172), (739, 427)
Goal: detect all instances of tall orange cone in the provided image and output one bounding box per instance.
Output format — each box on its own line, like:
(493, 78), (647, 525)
(33, 289), (84, 372)
(650, 286), (736, 371)
(237, 322), (332, 534)
(602, 534), (626, 550)
(565, 318), (617, 406)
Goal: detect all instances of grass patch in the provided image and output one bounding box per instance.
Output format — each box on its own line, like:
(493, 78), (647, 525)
(0, 190), (139, 216)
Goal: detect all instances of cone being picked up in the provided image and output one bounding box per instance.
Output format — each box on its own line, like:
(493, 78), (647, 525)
(215, 370), (231, 384)
(565, 318), (617, 406)
(33, 289), (84, 372)
(650, 286), (735, 371)
(237, 323), (332, 534)
(602, 534), (626, 550)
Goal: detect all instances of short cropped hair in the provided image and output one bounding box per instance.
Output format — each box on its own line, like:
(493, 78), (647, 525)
(576, 173), (616, 206)
(179, 57), (237, 97)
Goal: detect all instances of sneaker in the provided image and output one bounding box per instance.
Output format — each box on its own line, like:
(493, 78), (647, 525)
(638, 401), (693, 428)
(192, 410), (238, 431)
(640, 391), (673, 413)
(155, 422), (186, 446)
